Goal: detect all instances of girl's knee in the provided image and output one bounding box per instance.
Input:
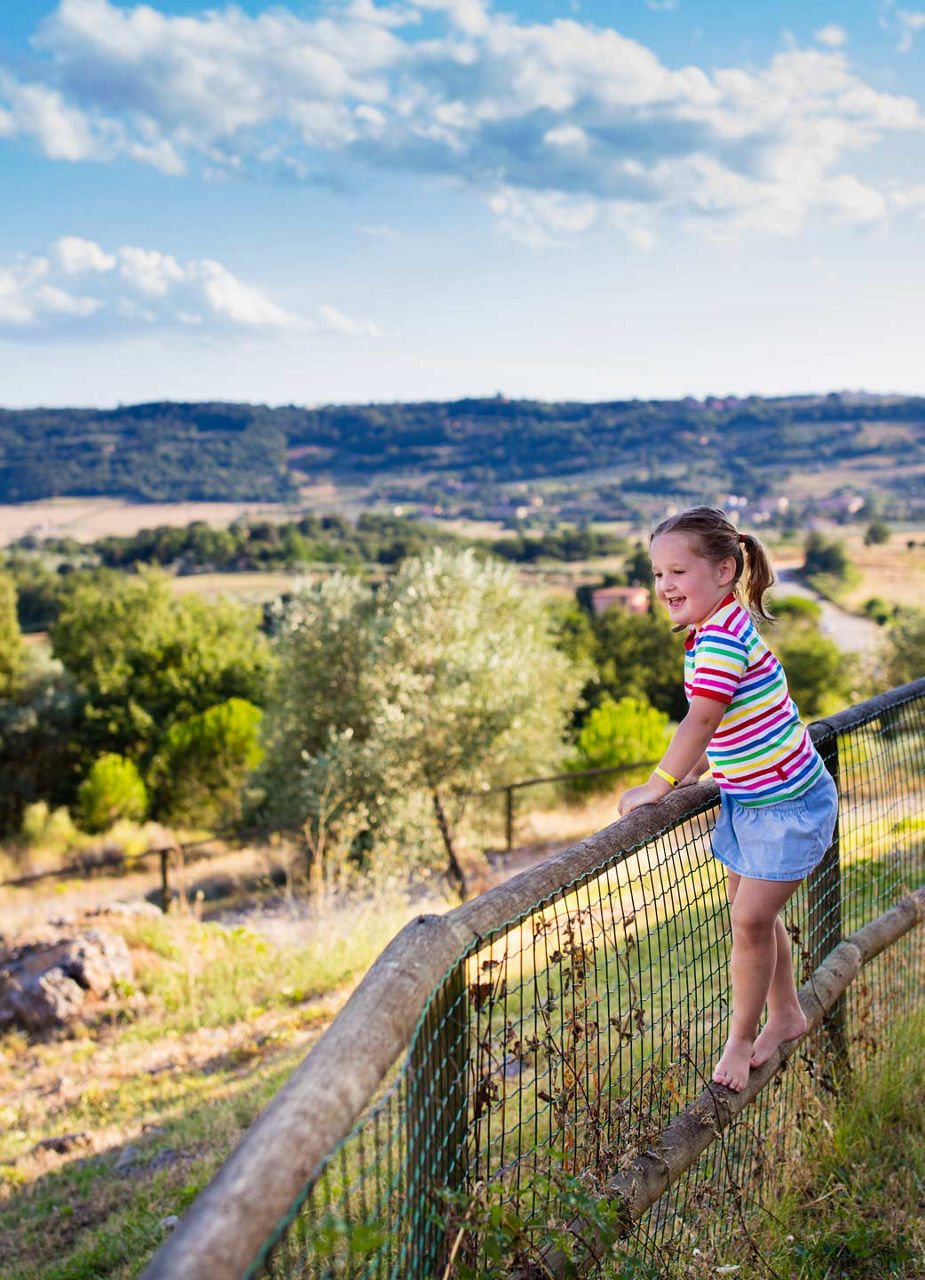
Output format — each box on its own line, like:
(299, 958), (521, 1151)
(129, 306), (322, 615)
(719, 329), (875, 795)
(730, 899), (777, 940)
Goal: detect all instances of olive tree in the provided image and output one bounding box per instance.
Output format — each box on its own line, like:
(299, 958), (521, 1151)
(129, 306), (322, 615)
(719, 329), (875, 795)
(255, 549), (587, 893)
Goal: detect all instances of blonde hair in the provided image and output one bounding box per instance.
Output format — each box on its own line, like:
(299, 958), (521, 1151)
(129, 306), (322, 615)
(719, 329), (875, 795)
(650, 506), (775, 624)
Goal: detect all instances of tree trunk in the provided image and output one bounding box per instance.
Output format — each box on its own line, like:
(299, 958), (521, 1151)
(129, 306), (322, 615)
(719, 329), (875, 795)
(433, 788), (467, 898)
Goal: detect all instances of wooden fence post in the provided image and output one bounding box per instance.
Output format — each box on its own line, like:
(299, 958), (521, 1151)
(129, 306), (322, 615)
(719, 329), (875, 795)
(159, 848), (171, 913)
(404, 960), (470, 1277)
(806, 726), (849, 1073)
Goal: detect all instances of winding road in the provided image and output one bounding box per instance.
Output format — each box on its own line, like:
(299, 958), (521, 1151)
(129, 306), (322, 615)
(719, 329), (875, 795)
(775, 568), (880, 653)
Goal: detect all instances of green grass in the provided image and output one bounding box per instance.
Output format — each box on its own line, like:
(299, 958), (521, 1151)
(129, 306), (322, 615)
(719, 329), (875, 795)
(734, 1006), (925, 1279)
(0, 888), (455, 1280)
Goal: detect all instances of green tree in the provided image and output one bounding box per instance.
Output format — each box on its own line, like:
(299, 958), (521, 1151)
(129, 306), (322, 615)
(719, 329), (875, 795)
(768, 599), (852, 719)
(50, 568), (272, 770)
(802, 531), (854, 580)
(0, 653), (83, 837)
(586, 606), (688, 722)
(255, 549), (586, 892)
(152, 698), (264, 829)
(78, 753), (148, 831)
(624, 542), (654, 587)
(568, 696), (671, 792)
(0, 569), (25, 697)
(881, 608), (925, 688)
(864, 519), (891, 546)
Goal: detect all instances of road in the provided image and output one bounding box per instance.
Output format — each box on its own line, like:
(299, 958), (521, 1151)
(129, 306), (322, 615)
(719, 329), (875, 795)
(775, 568), (880, 653)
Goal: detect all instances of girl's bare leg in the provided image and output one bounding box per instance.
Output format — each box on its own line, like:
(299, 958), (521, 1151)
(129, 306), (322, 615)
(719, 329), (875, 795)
(714, 875), (802, 1091)
(750, 915), (807, 1066)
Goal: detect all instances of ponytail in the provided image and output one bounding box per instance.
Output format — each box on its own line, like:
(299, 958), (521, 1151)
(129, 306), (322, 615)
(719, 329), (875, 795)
(738, 532), (775, 624)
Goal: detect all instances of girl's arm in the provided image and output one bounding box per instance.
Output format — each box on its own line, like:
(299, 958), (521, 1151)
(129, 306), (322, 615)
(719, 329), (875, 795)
(618, 697), (726, 817)
(680, 753), (710, 785)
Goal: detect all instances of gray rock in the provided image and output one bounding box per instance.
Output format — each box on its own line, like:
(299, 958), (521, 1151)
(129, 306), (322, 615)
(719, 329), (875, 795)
(158, 1215), (181, 1232)
(32, 1131), (93, 1155)
(0, 966), (86, 1032)
(114, 1144), (141, 1173)
(0, 927), (134, 1033)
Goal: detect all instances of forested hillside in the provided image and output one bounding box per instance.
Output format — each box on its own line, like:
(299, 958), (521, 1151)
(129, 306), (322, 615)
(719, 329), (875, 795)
(1, 394), (923, 514)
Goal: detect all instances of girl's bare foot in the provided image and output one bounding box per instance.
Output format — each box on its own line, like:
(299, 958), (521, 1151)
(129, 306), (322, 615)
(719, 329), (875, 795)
(750, 1008), (808, 1067)
(713, 1036), (753, 1091)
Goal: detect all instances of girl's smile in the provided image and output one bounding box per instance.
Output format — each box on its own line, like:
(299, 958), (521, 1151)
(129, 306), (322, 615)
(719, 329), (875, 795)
(650, 531), (736, 629)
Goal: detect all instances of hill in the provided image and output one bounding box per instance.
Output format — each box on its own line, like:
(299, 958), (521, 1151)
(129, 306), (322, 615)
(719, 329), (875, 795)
(1, 394), (923, 519)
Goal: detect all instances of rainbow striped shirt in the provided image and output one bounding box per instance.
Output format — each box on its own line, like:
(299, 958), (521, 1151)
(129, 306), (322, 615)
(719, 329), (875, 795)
(684, 593), (824, 807)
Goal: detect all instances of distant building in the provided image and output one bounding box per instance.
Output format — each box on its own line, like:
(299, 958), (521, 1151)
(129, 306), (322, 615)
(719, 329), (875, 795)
(590, 585), (650, 617)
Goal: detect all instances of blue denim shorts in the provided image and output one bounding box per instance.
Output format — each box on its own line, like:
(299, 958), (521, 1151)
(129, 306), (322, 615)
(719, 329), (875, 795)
(711, 768), (839, 882)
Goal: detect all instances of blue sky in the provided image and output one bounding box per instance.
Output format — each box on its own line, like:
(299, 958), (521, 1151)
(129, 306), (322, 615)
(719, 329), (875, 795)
(1, 0), (924, 408)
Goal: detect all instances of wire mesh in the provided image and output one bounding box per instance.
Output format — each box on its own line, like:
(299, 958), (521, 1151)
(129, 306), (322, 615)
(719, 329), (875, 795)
(252, 684), (925, 1280)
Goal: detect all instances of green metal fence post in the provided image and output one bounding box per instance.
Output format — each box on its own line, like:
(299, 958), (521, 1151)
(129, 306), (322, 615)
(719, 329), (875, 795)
(806, 726), (849, 1074)
(405, 960), (470, 1278)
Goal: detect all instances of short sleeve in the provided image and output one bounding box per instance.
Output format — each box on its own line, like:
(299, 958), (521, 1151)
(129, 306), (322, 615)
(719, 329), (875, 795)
(689, 624), (748, 705)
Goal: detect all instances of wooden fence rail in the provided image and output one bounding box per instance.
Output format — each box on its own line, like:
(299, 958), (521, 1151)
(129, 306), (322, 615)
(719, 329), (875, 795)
(140, 678), (925, 1280)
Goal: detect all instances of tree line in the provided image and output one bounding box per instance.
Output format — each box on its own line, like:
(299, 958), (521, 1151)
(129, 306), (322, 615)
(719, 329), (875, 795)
(1, 394), (923, 511)
(0, 543), (920, 890)
(4, 515), (632, 634)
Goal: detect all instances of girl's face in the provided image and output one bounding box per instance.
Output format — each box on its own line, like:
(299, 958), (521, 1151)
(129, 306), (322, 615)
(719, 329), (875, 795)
(650, 531), (736, 629)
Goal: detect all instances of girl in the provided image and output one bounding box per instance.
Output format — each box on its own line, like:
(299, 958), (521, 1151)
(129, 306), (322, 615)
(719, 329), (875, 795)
(617, 507), (838, 1092)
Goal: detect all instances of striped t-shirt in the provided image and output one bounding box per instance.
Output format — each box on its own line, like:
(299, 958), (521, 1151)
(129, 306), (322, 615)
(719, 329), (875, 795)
(684, 593), (824, 807)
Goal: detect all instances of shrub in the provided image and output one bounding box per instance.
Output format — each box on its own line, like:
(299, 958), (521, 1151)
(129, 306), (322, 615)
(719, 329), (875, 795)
(78, 754), (148, 832)
(153, 698), (264, 829)
(568, 695), (671, 793)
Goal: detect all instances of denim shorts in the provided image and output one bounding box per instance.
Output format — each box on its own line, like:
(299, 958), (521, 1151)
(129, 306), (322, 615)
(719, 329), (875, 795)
(711, 768), (839, 882)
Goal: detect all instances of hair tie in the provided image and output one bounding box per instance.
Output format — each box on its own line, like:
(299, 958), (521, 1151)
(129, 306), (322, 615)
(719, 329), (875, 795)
(738, 534), (746, 544)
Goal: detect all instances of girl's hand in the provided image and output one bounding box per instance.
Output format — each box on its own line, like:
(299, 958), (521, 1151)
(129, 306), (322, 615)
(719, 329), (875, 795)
(618, 781), (665, 817)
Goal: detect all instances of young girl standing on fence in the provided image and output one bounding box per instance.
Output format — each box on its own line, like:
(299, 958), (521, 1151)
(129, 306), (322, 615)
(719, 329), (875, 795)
(617, 507), (838, 1092)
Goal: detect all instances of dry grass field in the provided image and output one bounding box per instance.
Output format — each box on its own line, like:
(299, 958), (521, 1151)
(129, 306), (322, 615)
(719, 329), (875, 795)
(832, 528), (925, 610)
(0, 498), (302, 548)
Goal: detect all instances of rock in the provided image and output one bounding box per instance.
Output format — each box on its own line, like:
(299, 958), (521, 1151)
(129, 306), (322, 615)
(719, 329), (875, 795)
(33, 1131), (93, 1155)
(65, 929), (133, 995)
(148, 1148), (186, 1171)
(90, 901), (162, 920)
(0, 927), (134, 1033)
(1, 967), (86, 1032)
(114, 1144), (141, 1173)
(158, 1215), (181, 1232)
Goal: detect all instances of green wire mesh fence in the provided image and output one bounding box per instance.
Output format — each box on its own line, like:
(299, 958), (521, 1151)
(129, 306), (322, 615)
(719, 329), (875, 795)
(143, 680), (925, 1280)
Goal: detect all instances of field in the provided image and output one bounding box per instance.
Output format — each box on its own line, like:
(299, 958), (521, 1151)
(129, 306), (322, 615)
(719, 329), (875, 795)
(0, 498), (303, 548)
(0, 849), (460, 1280)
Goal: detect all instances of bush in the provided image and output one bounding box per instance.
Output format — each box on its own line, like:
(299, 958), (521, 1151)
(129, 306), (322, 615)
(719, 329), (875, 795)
(78, 754), (148, 832)
(881, 607), (925, 689)
(19, 801), (80, 856)
(152, 698), (264, 829)
(802, 531), (852, 577)
(864, 518), (890, 546)
(567, 696), (671, 793)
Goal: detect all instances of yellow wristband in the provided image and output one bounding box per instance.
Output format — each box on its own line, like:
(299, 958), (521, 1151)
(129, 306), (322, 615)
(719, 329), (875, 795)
(653, 766), (679, 788)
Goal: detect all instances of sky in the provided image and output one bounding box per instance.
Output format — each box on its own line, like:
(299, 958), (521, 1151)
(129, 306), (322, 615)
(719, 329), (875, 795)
(1, 0), (924, 408)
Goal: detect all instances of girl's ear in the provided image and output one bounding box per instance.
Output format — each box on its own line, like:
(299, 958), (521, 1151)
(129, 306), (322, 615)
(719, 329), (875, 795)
(719, 556), (736, 585)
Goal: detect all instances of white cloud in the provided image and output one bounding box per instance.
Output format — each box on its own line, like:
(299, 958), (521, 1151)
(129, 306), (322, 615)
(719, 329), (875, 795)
(195, 259), (304, 327)
(55, 235), (116, 274)
(543, 123), (589, 151)
(814, 24), (848, 47)
(0, 237), (306, 335)
(317, 303), (384, 337)
(0, 1), (922, 247)
(896, 8), (925, 51)
(488, 186), (597, 247)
